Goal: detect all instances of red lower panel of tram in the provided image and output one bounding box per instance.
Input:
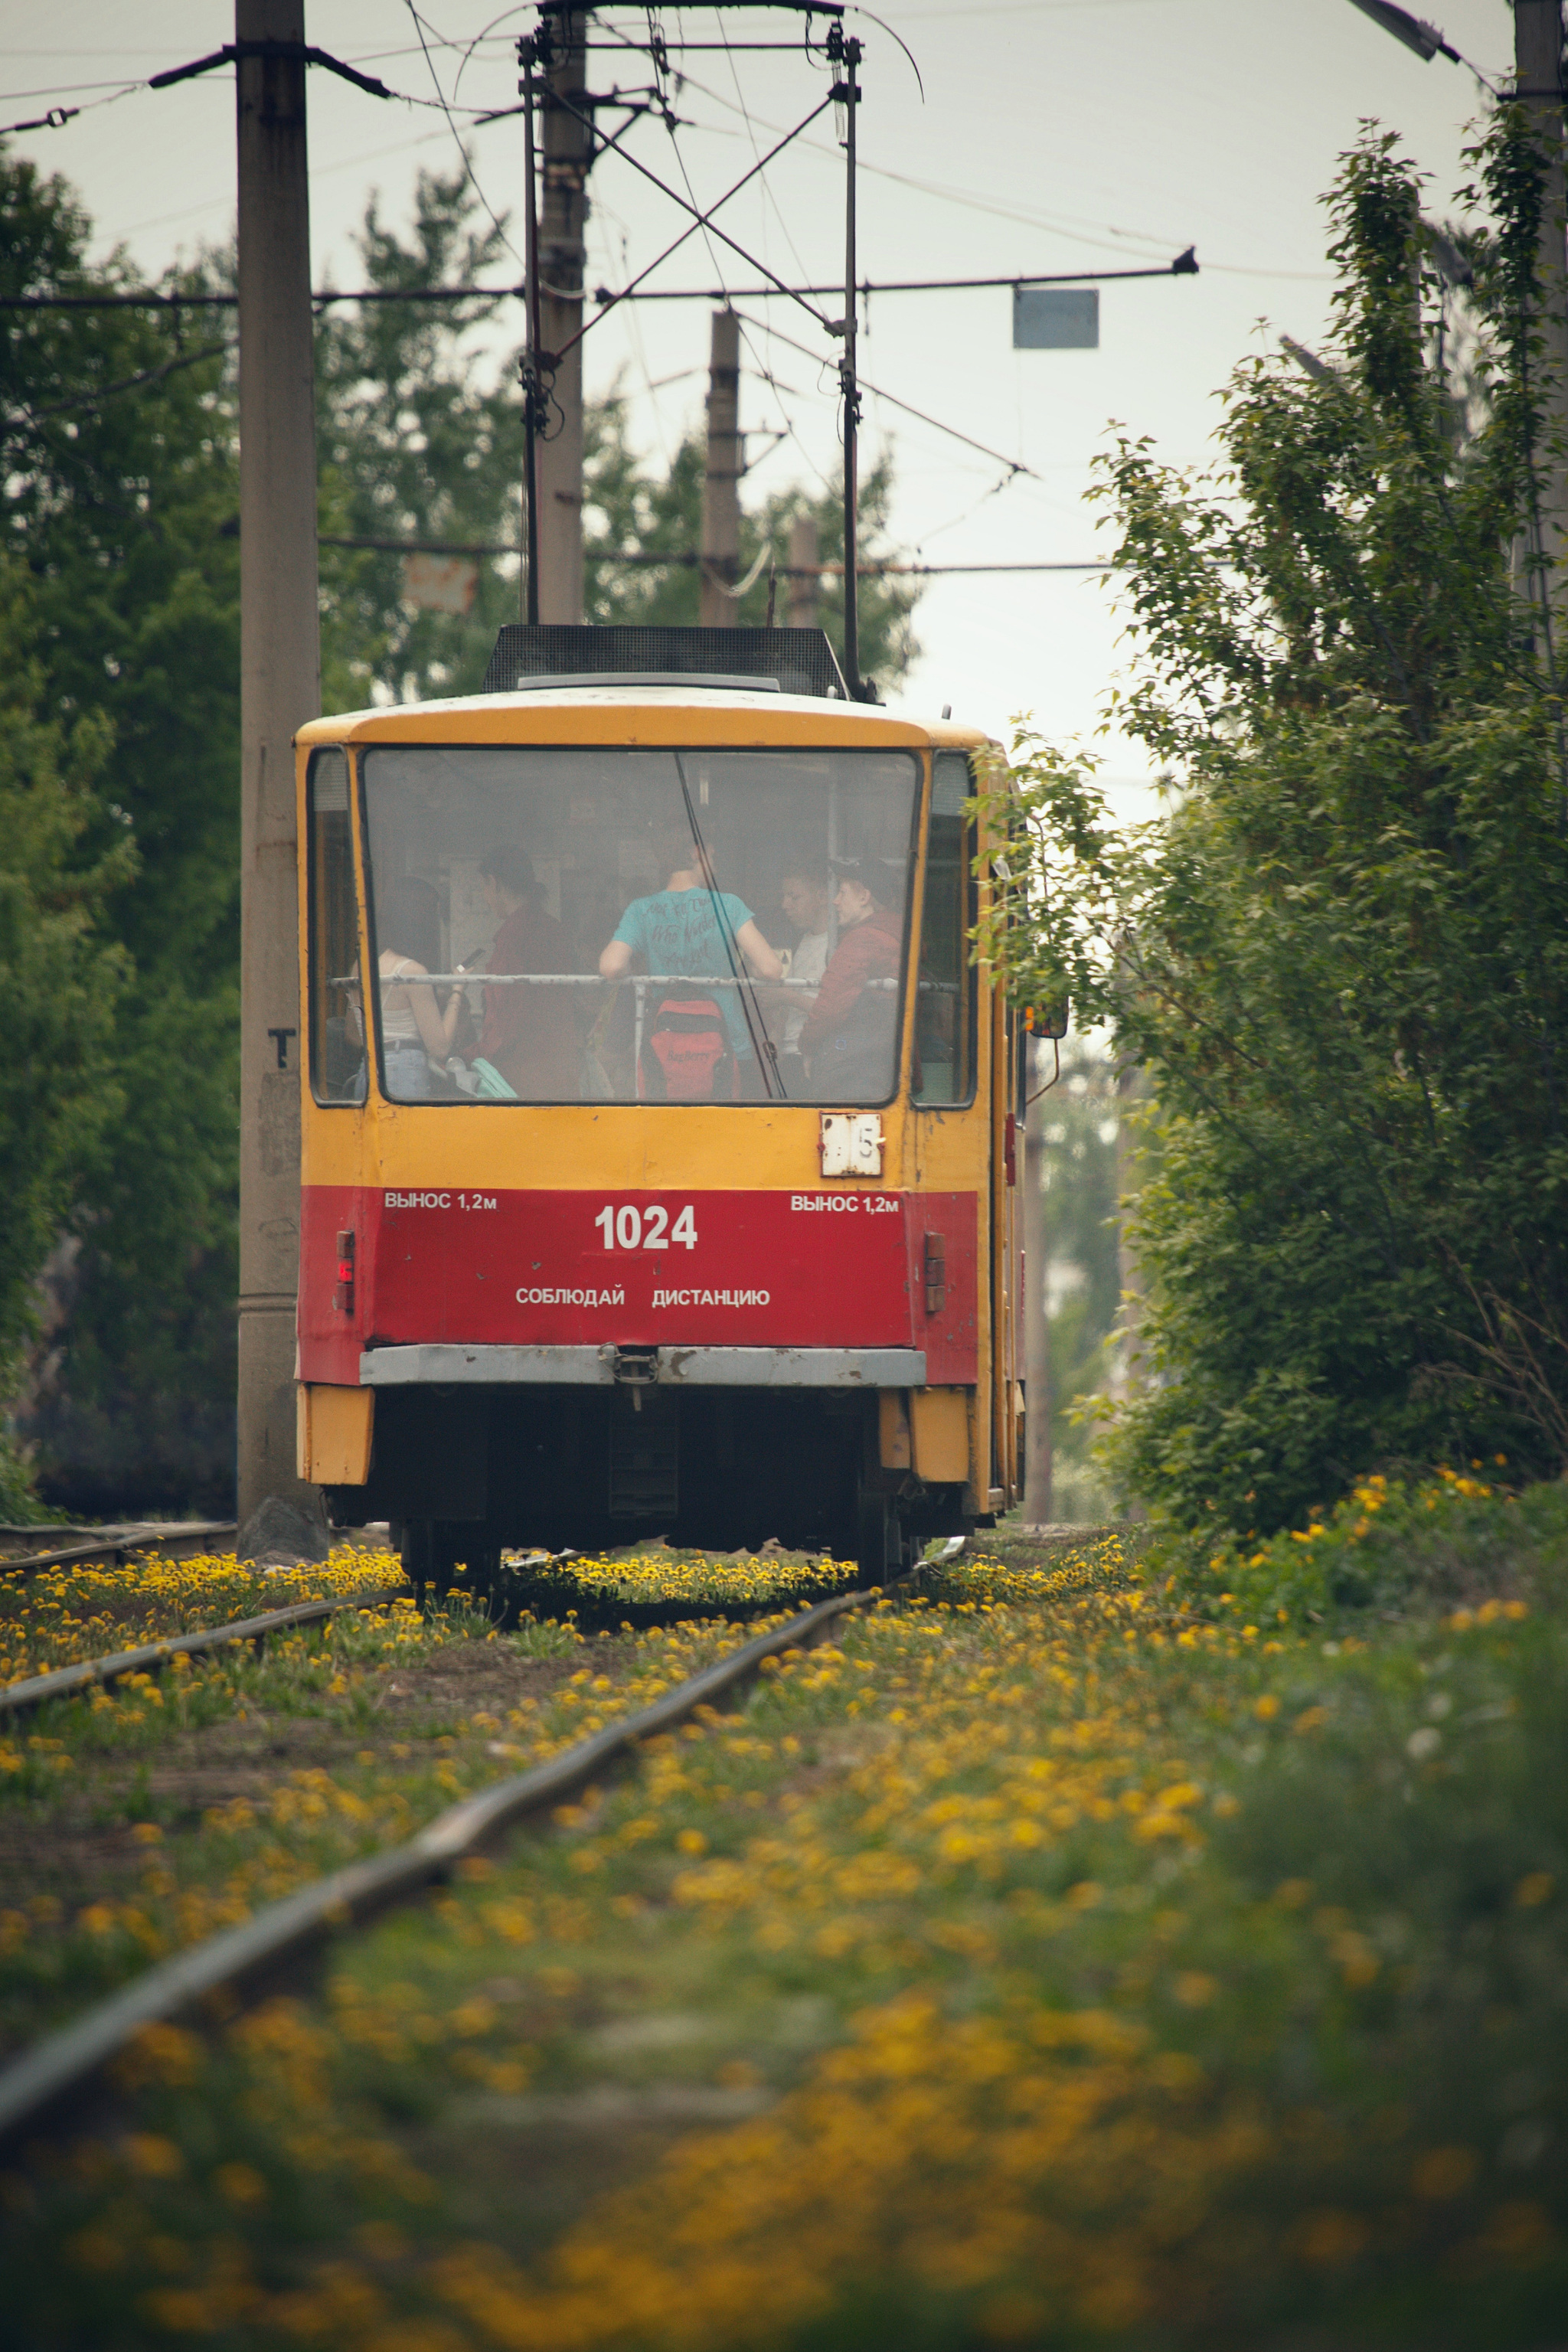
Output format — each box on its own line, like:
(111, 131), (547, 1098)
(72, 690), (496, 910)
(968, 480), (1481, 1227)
(298, 1187), (978, 1387)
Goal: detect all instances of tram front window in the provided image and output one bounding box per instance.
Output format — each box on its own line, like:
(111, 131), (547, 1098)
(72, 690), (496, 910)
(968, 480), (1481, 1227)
(358, 746), (921, 1104)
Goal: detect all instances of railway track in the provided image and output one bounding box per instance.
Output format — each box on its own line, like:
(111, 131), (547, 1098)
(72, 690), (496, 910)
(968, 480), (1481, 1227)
(0, 1586), (409, 1724)
(0, 1521), (238, 1578)
(0, 1582), (874, 2154)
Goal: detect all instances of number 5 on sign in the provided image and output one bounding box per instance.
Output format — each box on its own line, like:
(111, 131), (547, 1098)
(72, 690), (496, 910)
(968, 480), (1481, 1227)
(594, 1203), (697, 1251)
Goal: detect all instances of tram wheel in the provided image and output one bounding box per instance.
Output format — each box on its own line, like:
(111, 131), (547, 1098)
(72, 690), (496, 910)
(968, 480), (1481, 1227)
(400, 1521), (487, 1612)
(854, 1487), (904, 1584)
(400, 1518), (434, 1609)
(462, 1540), (504, 1616)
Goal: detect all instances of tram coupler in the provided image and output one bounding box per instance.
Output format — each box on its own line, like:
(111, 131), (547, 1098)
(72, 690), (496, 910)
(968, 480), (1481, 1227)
(612, 1345), (660, 1409)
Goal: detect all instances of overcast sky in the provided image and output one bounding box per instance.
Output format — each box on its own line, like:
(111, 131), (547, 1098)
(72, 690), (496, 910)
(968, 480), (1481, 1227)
(5, 1), (1519, 786)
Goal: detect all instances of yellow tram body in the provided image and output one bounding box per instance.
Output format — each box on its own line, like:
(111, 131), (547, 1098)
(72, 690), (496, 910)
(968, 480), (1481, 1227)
(292, 632), (1021, 1578)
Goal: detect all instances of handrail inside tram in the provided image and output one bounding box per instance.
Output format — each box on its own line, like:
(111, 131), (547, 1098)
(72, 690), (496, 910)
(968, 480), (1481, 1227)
(495, 671), (785, 693)
(356, 972), (915, 991)
(341, 972), (942, 991)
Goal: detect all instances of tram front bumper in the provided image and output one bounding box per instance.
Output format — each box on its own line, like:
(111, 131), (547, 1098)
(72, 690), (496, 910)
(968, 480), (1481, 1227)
(358, 1344), (927, 1389)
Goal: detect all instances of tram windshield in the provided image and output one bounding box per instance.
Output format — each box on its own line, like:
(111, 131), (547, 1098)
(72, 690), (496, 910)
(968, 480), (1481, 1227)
(352, 745), (922, 1105)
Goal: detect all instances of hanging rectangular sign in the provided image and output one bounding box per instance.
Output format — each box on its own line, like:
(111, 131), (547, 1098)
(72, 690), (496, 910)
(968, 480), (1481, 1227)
(1013, 288), (1099, 349)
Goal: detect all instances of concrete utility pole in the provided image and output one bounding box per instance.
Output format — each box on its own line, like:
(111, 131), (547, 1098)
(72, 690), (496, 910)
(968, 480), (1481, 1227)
(699, 310), (743, 626)
(1514, 1), (1568, 594)
(536, 8), (591, 622)
(235, 0), (321, 1521)
(786, 513), (819, 629)
(1021, 1040), (1054, 1530)
(835, 30), (864, 694)
(1112, 1055), (1145, 1405)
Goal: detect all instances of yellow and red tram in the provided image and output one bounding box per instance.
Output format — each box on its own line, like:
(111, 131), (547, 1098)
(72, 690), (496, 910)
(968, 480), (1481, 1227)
(293, 626), (1021, 1583)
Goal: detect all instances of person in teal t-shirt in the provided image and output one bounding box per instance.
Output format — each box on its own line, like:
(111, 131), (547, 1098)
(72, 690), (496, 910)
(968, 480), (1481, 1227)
(599, 842), (783, 1063)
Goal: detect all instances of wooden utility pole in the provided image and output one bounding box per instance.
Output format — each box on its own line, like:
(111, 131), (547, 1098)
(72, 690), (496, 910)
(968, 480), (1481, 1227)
(1021, 1040), (1054, 1529)
(235, 0), (321, 1521)
(536, 8), (591, 622)
(699, 311), (743, 626)
(1514, 2), (1568, 603)
(786, 514), (819, 629)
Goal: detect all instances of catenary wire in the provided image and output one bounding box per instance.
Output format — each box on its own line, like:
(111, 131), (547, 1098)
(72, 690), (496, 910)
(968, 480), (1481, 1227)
(642, 41), (845, 508)
(736, 309), (1043, 482)
(913, 467), (1021, 553)
(717, 15), (819, 306)
(673, 65), (1329, 282)
(402, 0), (524, 265)
(450, 5), (536, 105)
(0, 79), (140, 136)
(546, 80), (839, 336)
(734, 318), (835, 494)
(550, 94), (839, 371)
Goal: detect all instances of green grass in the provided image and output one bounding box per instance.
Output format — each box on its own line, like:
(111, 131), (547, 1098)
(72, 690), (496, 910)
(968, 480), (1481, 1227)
(0, 1599), (741, 2057)
(2, 1501), (1566, 2348)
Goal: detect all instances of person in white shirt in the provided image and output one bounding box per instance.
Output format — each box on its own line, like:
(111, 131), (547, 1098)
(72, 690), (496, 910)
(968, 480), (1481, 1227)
(377, 874), (462, 1099)
(777, 871), (832, 1074)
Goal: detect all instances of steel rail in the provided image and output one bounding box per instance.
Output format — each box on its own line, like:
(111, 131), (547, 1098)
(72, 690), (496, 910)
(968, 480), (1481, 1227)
(0, 1589), (408, 1723)
(0, 1585), (872, 2151)
(0, 1522), (238, 1579)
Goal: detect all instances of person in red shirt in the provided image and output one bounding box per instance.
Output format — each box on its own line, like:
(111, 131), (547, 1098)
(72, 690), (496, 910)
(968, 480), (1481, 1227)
(798, 861), (904, 1101)
(462, 843), (582, 1100)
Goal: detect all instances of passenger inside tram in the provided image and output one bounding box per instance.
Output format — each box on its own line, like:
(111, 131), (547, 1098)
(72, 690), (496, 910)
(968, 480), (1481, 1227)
(377, 876), (464, 1099)
(774, 869), (833, 1079)
(355, 745), (919, 1106)
(459, 842), (582, 1101)
(798, 860), (904, 1097)
(598, 833), (783, 1099)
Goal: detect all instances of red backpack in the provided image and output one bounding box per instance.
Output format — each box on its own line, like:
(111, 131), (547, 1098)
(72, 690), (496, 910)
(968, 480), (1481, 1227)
(642, 995), (736, 1100)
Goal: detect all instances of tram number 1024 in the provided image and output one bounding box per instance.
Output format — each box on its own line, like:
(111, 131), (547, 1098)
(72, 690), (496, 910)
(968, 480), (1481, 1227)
(594, 1203), (699, 1252)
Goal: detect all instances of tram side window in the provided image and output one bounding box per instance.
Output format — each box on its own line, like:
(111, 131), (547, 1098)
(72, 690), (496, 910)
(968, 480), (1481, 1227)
(913, 752), (978, 1107)
(307, 749), (366, 1106)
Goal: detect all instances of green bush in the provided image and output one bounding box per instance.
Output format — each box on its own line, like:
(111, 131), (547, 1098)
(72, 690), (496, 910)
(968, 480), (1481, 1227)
(977, 117), (1568, 1534)
(1158, 1465), (1568, 1632)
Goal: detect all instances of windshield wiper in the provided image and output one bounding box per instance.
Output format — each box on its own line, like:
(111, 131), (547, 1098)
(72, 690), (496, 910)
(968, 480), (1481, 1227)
(671, 750), (784, 1100)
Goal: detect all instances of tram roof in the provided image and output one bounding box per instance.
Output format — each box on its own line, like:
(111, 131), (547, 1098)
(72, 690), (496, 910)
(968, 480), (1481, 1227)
(297, 682), (992, 753)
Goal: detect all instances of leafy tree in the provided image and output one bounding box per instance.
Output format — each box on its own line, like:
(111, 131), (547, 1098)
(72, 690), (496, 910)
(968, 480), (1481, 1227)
(2, 149), (240, 1516)
(1034, 1042), (1121, 1515)
(315, 164), (921, 704)
(0, 564), (132, 1517)
(978, 115), (1568, 1537)
(315, 168), (528, 710)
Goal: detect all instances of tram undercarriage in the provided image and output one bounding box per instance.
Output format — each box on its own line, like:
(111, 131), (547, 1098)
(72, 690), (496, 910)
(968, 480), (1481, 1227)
(325, 1380), (970, 1584)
